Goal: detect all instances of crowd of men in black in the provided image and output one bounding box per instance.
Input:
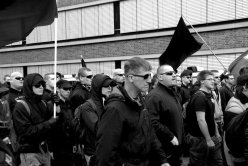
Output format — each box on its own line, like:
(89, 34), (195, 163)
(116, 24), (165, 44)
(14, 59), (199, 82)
(0, 56), (248, 166)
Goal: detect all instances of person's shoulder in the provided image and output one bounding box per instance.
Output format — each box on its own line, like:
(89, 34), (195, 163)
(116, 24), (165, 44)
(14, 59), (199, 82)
(219, 85), (228, 92)
(191, 91), (206, 102)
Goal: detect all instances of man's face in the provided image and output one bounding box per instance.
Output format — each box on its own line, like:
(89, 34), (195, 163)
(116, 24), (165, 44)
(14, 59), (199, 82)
(201, 75), (215, 90)
(101, 86), (112, 98)
(114, 73), (125, 84)
(80, 71), (93, 86)
(10, 73), (23, 90)
(58, 87), (71, 100)
(32, 81), (45, 95)
(213, 73), (221, 86)
(158, 65), (176, 87)
(128, 68), (151, 93)
(46, 75), (56, 89)
(176, 76), (182, 87)
(181, 75), (192, 85)
(226, 75), (235, 86)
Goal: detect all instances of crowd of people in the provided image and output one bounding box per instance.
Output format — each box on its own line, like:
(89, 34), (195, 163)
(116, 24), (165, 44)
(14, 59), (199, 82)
(0, 56), (248, 166)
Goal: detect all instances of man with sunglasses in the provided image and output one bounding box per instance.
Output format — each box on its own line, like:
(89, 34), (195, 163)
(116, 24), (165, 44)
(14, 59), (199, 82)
(69, 67), (93, 111)
(145, 64), (184, 166)
(8, 72), (24, 113)
(180, 69), (193, 105)
(49, 79), (77, 166)
(112, 68), (125, 86)
(43, 72), (61, 102)
(96, 57), (169, 166)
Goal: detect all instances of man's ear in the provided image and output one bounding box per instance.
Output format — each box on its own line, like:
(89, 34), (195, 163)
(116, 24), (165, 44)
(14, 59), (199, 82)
(157, 74), (163, 81)
(127, 75), (134, 83)
(78, 76), (83, 81)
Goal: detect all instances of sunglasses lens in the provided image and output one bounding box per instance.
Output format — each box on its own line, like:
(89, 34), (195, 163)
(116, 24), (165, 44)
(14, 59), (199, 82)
(63, 88), (72, 91)
(15, 77), (24, 80)
(34, 84), (41, 88)
(144, 74), (151, 79)
(86, 75), (93, 79)
(34, 82), (45, 88)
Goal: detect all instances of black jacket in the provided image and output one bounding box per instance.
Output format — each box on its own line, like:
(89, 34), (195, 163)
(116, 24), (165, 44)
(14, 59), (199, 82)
(8, 87), (23, 113)
(180, 83), (191, 104)
(145, 83), (184, 152)
(69, 82), (91, 111)
(12, 73), (56, 153)
(75, 74), (111, 155)
(219, 84), (234, 112)
(96, 86), (167, 166)
(49, 99), (76, 166)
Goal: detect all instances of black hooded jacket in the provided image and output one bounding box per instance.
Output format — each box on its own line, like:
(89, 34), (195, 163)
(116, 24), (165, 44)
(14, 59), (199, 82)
(96, 85), (167, 166)
(12, 73), (55, 153)
(75, 74), (112, 155)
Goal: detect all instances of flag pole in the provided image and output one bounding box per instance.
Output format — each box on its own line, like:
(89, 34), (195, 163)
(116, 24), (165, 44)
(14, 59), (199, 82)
(53, 17), (58, 118)
(182, 15), (227, 71)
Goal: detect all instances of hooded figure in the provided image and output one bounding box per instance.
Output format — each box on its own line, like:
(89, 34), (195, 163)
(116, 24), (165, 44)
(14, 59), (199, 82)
(74, 74), (116, 166)
(12, 73), (58, 166)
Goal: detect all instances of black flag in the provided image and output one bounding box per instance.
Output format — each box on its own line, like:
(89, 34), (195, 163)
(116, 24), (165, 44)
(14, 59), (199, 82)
(0, 0), (57, 47)
(159, 17), (202, 70)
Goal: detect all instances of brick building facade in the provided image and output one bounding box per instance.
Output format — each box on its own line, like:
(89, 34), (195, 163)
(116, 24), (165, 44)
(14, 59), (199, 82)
(0, 0), (248, 80)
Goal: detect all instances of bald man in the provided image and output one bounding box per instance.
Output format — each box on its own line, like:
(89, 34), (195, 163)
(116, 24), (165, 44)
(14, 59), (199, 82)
(8, 72), (24, 113)
(112, 68), (125, 86)
(145, 64), (184, 166)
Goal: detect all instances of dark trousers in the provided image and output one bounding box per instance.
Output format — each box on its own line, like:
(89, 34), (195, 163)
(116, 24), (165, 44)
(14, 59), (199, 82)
(188, 135), (223, 166)
(162, 144), (183, 166)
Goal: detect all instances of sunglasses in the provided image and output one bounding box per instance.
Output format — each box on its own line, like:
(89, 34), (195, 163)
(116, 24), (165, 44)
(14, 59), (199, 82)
(62, 87), (72, 91)
(117, 74), (124, 77)
(15, 77), (24, 81)
(86, 75), (93, 79)
(34, 82), (45, 88)
(132, 73), (151, 80)
(160, 71), (176, 76)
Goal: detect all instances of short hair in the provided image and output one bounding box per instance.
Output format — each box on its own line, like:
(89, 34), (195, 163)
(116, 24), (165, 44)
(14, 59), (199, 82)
(56, 72), (62, 79)
(157, 64), (174, 75)
(124, 57), (152, 75)
(113, 68), (124, 77)
(44, 73), (54, 81)
(10, 72), (22, 79)
(239, 66), (248, 76)
(3, 75), (10, 81)
(78, 67), (91, 78)
(236, 74), (248, 97)
(197, 70), (213, 82)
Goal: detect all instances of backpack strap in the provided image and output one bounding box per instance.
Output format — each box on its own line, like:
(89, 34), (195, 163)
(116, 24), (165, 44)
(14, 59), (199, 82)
(17, 100), (31, 115)
(17, 100), (47, 116)
(87, 99), (97, 113)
